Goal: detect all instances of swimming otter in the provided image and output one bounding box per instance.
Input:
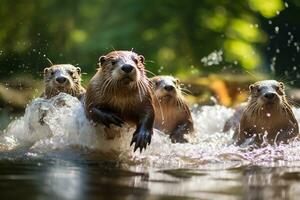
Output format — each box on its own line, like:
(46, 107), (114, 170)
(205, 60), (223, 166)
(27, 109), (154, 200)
(42, 64), (86, 100)
(85, 50), (155, 152)
(151, 76), (194, 143)
(235, 80), (299, 146)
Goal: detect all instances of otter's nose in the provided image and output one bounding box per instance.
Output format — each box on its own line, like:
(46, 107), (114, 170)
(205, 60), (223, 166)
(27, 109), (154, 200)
(164, 85), (175, 91)
(121, 64), (134, 73)
(56, 77), (67, 84)
(264, 92), (276, 100)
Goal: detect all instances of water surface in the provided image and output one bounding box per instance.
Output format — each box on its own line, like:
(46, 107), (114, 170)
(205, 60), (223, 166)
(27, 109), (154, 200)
(1, 94), (300, 199)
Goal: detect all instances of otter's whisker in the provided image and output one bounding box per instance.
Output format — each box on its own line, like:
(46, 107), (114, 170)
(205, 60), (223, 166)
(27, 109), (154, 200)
(145, 69), (157, 77)
(153, 91), (165, 122)
(180, 87), (192, 95)
(137, 82), (143, 102)
(100, 78), (112, 96)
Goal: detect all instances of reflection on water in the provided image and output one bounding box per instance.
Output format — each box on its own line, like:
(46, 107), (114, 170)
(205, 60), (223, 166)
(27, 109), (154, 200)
(1, 157), (300, 199)
(1, 93), (300, 199)
(45, 163), (83, 200)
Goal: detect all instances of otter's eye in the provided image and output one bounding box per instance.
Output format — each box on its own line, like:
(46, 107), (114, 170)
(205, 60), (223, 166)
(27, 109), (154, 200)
(111, 60), (117, 65)
(155, 81), (162, 87)
(69, 71), (74, 76)
(256, 88), (261, 93)
(132, 57), (138, 64)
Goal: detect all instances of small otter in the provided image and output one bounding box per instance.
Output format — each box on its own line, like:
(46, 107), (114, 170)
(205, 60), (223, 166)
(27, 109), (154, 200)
(151, 76), (194, 143)
(85, 50), (155, 152)
(42, 64), (86, 100)
(235, 80), (299, 146)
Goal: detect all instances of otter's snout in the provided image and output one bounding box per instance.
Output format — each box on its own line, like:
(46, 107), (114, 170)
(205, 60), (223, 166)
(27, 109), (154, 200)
(121, 64), (134, 73)
(263, 92), (278, 102)
(56, 76), (67, 84)
(164, 85), (175, 92)
(264, 92), (275, 100)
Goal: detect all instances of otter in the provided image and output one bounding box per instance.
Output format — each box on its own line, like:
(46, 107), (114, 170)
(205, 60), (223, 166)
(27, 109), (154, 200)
(151, 76), (194, 143)
(42, 64), (86, 100)
(235, 80), (299, 146)
(85, 50), (155, 152)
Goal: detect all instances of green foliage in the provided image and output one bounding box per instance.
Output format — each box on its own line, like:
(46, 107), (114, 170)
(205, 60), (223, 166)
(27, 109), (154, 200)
(0, 0), (290, 78)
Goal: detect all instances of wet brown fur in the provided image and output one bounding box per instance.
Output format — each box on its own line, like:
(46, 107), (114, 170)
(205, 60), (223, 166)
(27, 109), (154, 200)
(235, 80), (299, 146)
(151, 76), (194, 143)
(85, 51), (155, 151)
(42, 64), (85, 99)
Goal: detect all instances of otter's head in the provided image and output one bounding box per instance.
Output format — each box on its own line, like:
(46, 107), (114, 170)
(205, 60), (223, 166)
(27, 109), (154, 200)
(98, 51), (145, 86)
(249, 80), (286, 106)
(43, 64), (82, 98)
(151, 76), (183, 103)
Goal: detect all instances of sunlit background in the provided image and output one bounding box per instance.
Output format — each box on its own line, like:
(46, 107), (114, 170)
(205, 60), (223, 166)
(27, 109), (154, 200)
(0, 0), (300, 122)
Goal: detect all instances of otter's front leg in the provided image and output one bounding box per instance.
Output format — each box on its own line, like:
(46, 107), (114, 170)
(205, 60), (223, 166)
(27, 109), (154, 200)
(170, 122), (193, 143)
(91, 107), (124, 128)
(130, 105), (155, 152)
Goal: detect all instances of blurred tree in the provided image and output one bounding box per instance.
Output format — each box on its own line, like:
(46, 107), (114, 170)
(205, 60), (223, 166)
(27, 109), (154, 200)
(0, 0), (298, 82)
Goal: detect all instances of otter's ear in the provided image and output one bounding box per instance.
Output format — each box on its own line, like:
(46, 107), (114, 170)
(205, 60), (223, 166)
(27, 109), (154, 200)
(279, 82), (285, 89)
(44, 67), (50, 74)
(76, 67), (81, 75)
(249, 84), (254, 92)
(98, 56), (106, 66)
(139, 55), (145, 64)
(175, 78), (180, 85)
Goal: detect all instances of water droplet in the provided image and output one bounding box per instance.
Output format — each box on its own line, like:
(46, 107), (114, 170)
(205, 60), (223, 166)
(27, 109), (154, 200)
(285, 70), (289, 76)
(270, 57), (276, 73)
(285, 2), (289, 8)
(275, 27), (279, 34)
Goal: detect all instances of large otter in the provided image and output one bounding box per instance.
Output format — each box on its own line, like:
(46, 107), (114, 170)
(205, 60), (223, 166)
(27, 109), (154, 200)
(151, 76), (194, 143)
(42, 64), (86, 100)
(235, 80), (299, 146)
(85, 50), (155, 152)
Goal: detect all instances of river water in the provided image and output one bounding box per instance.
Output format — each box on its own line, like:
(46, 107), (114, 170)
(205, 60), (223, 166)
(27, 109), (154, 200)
(1, 93), (300, 199)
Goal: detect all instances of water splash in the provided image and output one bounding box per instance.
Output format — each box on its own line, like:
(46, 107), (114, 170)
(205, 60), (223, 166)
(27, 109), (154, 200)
(2, 93), (300, 169)
(201, 50), (223, 66)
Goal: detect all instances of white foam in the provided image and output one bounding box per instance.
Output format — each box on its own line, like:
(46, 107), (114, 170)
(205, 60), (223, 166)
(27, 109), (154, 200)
(2, 93), (300, 168)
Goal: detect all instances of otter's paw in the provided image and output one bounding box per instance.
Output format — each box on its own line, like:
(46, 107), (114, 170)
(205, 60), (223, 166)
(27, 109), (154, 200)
(130, 128), (152, 152)
(92, 108), (124, 128)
